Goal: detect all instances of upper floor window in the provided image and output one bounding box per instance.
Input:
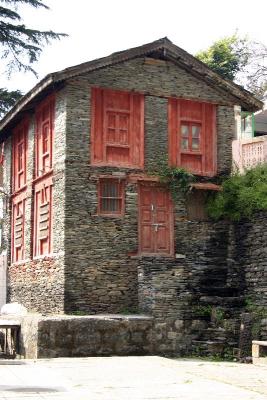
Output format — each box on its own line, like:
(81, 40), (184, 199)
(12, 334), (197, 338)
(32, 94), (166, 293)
(169, 98), (216, 176)
(33, 177), (53, 257)
(91, 87), (144, 168)
(35, 97), (55, 178)
(12, 120), (28, 192)
(12, 195), (26, 263)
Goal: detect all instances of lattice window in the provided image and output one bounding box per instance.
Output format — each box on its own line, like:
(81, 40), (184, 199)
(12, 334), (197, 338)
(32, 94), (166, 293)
(242, 142), (264, 170)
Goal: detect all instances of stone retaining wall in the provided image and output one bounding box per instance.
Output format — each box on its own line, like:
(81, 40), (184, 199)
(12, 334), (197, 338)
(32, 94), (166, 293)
(14, 314), (153, 358)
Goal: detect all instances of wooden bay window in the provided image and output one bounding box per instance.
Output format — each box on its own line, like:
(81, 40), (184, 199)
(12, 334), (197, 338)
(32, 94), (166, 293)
(169, 98), (217, 176)
(35, 96), (54, 178)
(91, 87), (144, 168)
(12, 119), (28, 193)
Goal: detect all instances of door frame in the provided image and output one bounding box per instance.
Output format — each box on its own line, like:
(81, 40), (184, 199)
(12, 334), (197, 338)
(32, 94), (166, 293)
(138, 182), (174, 256)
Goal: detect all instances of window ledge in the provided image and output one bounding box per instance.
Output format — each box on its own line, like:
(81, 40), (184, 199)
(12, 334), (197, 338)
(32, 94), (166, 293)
(129, 252), (175, 260)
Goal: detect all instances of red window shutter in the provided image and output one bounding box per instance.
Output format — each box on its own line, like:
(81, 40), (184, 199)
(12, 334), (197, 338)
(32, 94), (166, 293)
(12, 196), (26, 262)
(168, 98), (217, 176)
(35, 97), (54, 178)
(203, 103), (217, 176)
(34, 178), (53, 256)
(91, 88), (144, 168)
(12, 120), (28, 192)
(131, 93), (144, 168)
(91, 87), (104, 163)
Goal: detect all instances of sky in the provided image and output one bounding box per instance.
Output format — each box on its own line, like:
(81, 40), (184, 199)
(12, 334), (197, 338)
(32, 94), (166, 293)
(1, 0), (267, 94)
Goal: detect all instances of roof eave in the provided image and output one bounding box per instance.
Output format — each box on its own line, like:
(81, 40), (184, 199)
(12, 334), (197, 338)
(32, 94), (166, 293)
(0, 37), (263, 134)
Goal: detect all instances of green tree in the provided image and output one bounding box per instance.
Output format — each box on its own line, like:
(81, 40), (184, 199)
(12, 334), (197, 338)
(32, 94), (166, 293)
(196, 35), (250, 81)
(196, 35), (267, 99)
(0, 87), (22, 116)
(0, 0), (67, 117)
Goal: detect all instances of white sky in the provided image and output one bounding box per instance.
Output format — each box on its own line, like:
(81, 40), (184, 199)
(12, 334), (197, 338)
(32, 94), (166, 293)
(1, 0), (267, 94)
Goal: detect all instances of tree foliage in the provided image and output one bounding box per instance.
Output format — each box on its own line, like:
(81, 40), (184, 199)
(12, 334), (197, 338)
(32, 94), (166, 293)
(196, 35), (250, 81)
(0, 0), (67, 118)
(0, 87), (22, 115)
(196, 35), (267, 99)
(207, 164), (267, 221)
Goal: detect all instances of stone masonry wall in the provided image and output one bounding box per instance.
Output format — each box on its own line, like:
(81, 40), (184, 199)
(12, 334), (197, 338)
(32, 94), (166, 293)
(5, 88), (67, 314)
(64, 56), (236, 314)
(138, 191), (243, 356)
(232, 212), (267, 306)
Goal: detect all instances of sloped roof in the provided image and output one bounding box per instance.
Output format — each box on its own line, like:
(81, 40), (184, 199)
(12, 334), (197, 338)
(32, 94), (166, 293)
(0, 37), (263, 134)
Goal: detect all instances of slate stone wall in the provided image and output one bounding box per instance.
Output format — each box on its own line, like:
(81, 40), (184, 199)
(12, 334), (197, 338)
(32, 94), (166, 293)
(64, 57), (236, 314)
(9, 314), (153, 359)
(5, 88), (67, 314)
(137, 192), (243, 356)
(232, 212), (267, 306)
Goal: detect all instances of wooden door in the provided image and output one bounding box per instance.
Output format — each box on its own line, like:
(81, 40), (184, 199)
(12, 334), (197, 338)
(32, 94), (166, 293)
(139, 185), (173, 255)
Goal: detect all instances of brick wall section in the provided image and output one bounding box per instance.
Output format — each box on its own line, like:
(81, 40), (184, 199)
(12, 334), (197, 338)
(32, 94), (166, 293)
(64, 57), (236, 314)
(5, 88), (67, 314)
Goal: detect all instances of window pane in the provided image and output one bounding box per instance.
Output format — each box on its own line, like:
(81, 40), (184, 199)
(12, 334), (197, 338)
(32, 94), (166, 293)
(101, 198), (120, 212)
(181, 125), (189, 137)
(192, 138), (200, 150)
(192, 125), (200, 138)
(102, 181), (119, 197)
(181, 138), (189, 150)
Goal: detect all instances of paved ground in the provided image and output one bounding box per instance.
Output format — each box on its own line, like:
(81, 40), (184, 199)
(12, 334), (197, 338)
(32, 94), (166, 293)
(0, 356), (267, 399)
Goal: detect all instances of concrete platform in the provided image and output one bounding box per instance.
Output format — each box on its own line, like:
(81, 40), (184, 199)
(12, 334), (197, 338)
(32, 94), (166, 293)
(0, 356), (267, 399)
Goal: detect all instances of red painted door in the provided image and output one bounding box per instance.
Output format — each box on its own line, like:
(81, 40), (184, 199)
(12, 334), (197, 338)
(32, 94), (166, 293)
(139, 185), (173, 255)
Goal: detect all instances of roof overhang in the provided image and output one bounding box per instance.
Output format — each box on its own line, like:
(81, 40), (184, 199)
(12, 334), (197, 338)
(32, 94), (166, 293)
(0, 37), (263, 137)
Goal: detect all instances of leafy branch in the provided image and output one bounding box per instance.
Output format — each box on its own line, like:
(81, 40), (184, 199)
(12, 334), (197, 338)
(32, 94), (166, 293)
(148, 157), (196, 201)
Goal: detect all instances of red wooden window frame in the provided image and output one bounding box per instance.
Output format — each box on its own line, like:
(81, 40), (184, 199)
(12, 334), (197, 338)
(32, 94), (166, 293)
(91, 87), (144, 168)
(11, 193), (26, 263)
(12, 119), (28, 193)
(35, 96), (55, 178)
(180, 122), (201, 153)
(98, 178), (125, 216)
(168, 98), (217, 176)
(33, 177), (53, 257)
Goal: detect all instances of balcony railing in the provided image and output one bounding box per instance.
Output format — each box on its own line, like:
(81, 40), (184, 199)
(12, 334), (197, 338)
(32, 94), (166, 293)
(232, 135), (267, 173)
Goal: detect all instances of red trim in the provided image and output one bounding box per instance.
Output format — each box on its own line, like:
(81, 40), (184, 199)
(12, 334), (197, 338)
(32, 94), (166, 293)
(190, 182), (222, 191)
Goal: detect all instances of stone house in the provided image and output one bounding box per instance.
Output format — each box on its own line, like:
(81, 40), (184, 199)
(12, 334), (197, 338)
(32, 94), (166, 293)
(0, 38), (264, 356)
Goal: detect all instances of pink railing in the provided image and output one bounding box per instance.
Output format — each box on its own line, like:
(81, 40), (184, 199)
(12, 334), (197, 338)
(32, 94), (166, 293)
(232, 136), (267, 173)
